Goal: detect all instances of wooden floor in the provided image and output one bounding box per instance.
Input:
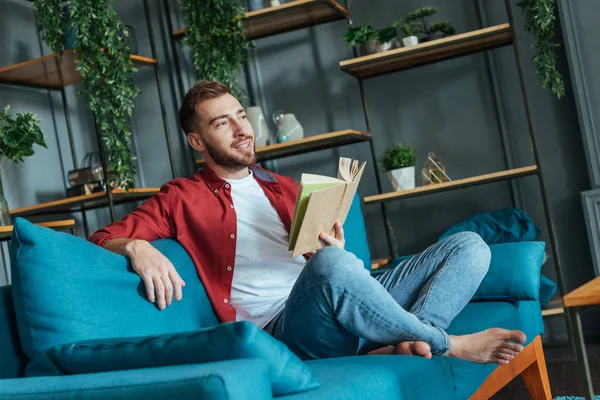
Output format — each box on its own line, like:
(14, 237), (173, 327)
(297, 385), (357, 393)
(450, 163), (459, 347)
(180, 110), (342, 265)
(493, 342), (600, 399)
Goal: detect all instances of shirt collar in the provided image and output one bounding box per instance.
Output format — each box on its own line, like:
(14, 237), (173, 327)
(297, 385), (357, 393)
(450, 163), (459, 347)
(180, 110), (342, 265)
(195, 164), (278, 193)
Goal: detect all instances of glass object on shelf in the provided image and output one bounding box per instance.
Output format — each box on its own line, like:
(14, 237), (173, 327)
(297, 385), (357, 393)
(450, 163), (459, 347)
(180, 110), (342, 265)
(420, 152), (451, 185)
(248, 0), (264, 11)
(273, 110), (303, 143)
(247, 106), (270, 148)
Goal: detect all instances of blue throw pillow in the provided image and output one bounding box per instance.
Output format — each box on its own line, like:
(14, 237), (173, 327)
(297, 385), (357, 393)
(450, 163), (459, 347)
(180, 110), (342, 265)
(472, 241), (545, 301)
(10, 218), (218, 376)
(49, 321), (319, 397)
(438, 208), (540, 244)
(344, 194), (372, 271)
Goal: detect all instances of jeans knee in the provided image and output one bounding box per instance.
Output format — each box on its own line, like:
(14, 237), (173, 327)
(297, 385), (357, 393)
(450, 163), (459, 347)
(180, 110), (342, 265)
(306, 246), (366, 283)
(449, 231), (491, 279)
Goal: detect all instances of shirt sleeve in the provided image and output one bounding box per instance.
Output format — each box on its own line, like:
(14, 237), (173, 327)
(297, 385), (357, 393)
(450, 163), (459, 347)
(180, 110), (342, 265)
(88, 183), (177, 247)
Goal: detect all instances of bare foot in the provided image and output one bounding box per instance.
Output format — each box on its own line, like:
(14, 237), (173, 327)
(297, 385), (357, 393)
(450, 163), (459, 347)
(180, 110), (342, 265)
(368, 341), (432, 359)
(447, 328), (526, 365)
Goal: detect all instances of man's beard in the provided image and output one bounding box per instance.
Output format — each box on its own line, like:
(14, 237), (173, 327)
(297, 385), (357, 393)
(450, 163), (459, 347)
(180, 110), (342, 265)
(204, 138), (257, 171)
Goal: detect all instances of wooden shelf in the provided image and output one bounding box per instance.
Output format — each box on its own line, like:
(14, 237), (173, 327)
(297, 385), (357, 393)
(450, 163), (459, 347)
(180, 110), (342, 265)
(542, 298), (565, 317)
(196, 130), (371, 166)
(563, 276), (600, 308)
(365, 165), (539, 205)
(173, 0), (348, 41)
(339, 24), (513, 80)
(10, 188), (160, 218)
(0, 50), (157, 90)
(0, 219), (76, 241)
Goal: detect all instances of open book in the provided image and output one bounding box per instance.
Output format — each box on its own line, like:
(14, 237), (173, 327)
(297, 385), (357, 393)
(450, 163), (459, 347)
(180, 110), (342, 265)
(288, 157), (366, 257)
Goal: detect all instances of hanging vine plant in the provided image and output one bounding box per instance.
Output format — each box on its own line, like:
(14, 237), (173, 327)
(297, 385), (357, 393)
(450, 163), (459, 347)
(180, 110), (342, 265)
(180, 0), (250, 100)
(34, 0), (140, 189)
(517, 0), (565, 99)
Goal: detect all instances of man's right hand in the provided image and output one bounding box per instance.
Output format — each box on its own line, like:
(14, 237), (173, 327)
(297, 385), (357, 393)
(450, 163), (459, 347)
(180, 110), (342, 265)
(123, 239), (186, 310)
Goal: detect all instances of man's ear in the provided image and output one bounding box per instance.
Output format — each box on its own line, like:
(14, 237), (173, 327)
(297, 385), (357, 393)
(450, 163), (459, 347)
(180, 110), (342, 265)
(187, 132), (205, 152)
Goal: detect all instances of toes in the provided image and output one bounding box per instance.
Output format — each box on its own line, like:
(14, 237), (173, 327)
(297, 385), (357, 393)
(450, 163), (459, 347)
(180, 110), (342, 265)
(503, 342), (524, 353)
(506, 330), (526, 344)
(411, 341), (432, 357)
(499, 349), (518, 357)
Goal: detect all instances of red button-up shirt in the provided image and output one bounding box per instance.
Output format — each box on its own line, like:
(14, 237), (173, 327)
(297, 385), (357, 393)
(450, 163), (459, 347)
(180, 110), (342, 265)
(88, 165), (301, 323)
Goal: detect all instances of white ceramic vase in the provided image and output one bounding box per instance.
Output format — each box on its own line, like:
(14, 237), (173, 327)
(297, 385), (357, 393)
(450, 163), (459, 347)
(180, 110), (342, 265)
(387, 166), (415, 191)
(402, 36), (419, 47)
(246, 106), (270, 148)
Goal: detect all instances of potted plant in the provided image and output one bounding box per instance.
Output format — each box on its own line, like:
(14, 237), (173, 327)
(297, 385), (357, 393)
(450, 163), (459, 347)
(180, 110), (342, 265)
(0, 106), (47, 225)
(400, 21), (423, 47)
(344, 20), (401, 56)
(378, 144), (417, 192)
(402, 7), (456, 44)
(180, 0), (250, 100)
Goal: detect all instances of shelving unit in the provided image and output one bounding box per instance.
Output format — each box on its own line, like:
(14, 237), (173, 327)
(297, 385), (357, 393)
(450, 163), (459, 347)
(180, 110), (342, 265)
(0, 0), (176, 238)
(196, 130), (371, 166)
(0, 219), (76, 241)
(339, 0), (573, 357)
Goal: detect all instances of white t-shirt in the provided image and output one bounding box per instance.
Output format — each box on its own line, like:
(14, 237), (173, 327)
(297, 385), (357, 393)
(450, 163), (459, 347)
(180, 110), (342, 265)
(224, 171), (306, 328)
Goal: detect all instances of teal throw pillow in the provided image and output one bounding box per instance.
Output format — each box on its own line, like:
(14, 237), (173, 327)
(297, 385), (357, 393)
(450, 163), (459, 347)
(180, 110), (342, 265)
(10, 218), (218, 376)
(50, 321), (319, 397)
(472, 241), (545, 301)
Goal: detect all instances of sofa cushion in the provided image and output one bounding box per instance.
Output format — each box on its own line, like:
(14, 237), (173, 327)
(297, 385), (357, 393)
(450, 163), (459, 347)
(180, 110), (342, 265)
(50, 321), (319, 397)
(343, 194), (372, 271)
(10, 218), (218, 376)
(0, 359), (272, 400)
(0, 285), (26, 379)
(472, 241), (545, 301)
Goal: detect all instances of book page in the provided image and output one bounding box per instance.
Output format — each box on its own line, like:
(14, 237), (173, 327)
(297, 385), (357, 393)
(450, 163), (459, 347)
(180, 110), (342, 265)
(288, 181), (342, 250)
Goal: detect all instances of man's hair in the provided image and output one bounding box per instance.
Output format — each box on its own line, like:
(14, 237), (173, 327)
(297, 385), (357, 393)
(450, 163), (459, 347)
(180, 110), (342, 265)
(178, 80), (231, 134)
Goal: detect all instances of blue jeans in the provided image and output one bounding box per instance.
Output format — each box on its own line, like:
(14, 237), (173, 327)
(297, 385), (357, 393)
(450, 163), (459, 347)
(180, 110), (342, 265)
(264, 232), (491, 359)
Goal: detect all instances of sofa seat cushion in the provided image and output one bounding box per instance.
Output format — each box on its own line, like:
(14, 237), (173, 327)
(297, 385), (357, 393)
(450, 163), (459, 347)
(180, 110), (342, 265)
(50, 321), (319, 397)
(10, 219), (218, 376)
(282, 300), (543, 400)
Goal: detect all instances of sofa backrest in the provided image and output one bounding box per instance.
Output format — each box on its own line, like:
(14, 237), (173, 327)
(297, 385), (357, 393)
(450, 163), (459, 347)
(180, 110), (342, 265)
(11, 219), (219, 376)
(0, 285), (26, 378)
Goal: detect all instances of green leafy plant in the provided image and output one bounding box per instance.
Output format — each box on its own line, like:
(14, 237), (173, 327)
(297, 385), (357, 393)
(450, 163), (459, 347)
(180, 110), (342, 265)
(0, 106), (47, 170)
(180, 0), (250, 100)
(344, 19), (401, 47)
(378, 144), (417, 172)
(517, 0), (565, 98)
(403, 7), (456, 41)
(34, 0), (140, 189)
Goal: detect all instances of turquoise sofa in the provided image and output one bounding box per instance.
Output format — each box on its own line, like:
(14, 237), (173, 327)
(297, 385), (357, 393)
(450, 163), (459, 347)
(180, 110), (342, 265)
(0, 206), (547, 399)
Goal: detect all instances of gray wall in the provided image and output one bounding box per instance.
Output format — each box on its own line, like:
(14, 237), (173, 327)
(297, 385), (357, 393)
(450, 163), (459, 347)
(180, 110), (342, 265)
(0, 0), (597, 339)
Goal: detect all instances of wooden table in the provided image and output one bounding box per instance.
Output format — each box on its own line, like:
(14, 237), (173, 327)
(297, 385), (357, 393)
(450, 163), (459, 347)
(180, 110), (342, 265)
(563, 275), (600, 400)
(0, 219), (76, 242)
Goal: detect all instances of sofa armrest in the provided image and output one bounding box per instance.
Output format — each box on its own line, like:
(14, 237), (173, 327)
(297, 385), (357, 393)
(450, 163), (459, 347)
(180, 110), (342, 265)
(0, 359), (273, 400)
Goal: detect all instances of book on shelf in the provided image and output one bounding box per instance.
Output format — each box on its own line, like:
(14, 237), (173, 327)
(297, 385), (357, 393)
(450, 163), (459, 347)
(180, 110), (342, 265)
(288, 157), (366, 257)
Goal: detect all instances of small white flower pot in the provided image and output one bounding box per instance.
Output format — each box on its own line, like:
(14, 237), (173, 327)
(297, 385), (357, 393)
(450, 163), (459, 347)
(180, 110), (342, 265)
(387, 166), (416, 191)
(402, 36), (419, 47)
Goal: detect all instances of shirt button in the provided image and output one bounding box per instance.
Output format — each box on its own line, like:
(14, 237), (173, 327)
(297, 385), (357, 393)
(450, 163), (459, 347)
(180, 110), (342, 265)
(230, 204), (234, 208)
(224, 299), (228, 303)
(225, 184), (230, 188)
(230, 234), (235, 239)
(214, 189), (218, 194)
(227, 266), (232, 271)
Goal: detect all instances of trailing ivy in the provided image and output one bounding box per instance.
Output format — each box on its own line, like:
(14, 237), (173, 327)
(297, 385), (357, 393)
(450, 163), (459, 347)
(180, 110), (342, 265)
(517, 0), (565, 99)
(180, 0), (249, 100)
(34, 0), (140, 189)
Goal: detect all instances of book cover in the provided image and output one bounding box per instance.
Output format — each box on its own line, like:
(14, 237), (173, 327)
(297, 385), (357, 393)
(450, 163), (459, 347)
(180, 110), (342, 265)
(289, 157), (366, 257)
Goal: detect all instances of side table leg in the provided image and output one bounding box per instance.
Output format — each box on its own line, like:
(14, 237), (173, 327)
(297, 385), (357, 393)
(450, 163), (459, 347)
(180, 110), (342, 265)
(572, 308), (595, 400)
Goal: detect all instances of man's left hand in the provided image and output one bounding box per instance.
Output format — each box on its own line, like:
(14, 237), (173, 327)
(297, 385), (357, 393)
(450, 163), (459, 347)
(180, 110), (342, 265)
(319, 222), (345, 250)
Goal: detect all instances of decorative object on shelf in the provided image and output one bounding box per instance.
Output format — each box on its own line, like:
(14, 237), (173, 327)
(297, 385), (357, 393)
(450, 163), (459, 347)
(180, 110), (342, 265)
(378, 143), (417, 191)
(34, 0), (141, 190)
(400, 20), (421, 47)
(0, 105), (47, 225)
(66, 152), (107, 198)
(248, 0), (264, 12)
(270, 0), (281, 6)
(273, 110), (303, 143)
(420, 152), (451, 185)
(246, 106), (270, 148)
(401, 7), (456, 44)
(516, 0), (565, 99)
(180, 0), (250, 100)
(344, 20), (401, 56)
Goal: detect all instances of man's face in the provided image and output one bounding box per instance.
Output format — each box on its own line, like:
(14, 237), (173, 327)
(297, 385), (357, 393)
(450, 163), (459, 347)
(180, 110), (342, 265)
(192, 93), (256, 171)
